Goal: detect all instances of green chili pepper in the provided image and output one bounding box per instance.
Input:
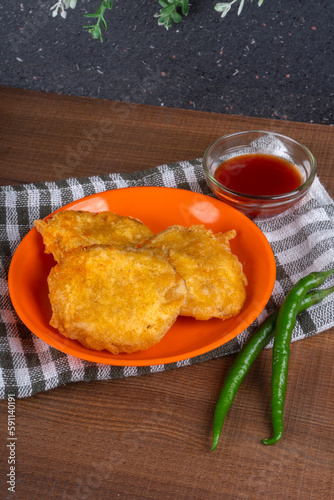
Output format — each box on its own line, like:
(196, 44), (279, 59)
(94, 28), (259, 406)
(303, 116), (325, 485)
(211, 284), (334, 451)
(263, 269), (334, 446)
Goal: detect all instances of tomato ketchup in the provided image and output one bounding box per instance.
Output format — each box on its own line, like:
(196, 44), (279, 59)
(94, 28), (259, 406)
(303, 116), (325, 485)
(214, 153), (303, 196)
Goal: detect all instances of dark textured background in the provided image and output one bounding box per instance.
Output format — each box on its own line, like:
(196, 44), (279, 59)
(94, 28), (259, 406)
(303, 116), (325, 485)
(1, 0), (333, 125)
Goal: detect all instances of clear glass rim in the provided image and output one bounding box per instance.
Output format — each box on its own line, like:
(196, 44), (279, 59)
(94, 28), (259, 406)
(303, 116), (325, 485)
(203, 130), (317, 201)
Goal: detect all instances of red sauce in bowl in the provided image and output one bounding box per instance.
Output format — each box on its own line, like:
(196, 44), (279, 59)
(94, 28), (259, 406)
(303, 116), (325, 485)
(214, 153), (303, 196)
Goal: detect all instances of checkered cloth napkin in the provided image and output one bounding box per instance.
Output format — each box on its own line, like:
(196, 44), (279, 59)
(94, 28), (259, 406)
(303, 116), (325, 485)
(1, 160), (334, 398)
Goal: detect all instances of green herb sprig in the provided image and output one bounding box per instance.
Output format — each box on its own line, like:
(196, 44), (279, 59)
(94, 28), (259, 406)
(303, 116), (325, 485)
(155, 0), (189, 30)
(83, 0), (113, 42)
(215, 0), (264, 18)
(51, 0), (266, 42)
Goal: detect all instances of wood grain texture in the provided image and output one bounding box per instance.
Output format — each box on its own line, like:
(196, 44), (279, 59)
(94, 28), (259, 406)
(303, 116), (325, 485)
(0, 87), (333, 193)
(0, 87), (333, 499)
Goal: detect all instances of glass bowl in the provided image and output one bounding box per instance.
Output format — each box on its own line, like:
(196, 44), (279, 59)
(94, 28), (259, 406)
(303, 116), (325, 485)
(203, 130), (317, 218)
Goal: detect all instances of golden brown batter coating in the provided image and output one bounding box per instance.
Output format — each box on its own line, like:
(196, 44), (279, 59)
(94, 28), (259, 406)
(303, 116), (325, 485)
(48, 245), (187, 354)
(144, 225), (247, 320)
(34, 210), (154, 262)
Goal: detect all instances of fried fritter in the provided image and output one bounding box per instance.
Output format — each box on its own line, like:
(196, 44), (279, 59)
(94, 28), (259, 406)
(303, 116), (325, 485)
(34, 210), (154, 262)
(48, 245), (187, 354)
(144, 225), (247, 321)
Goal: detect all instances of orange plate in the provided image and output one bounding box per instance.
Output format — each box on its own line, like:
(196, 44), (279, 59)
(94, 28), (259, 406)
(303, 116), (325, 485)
(8, 187), (276, 366)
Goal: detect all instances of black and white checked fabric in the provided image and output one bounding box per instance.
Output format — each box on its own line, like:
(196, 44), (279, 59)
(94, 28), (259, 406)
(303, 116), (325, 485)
(1, 160), (333, 398)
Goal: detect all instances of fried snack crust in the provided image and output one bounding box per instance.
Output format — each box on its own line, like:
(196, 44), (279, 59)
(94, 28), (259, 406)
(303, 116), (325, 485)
(34, 210), (154, 262)
(48, 245), (187, 354)
(144, 225), (247, 321)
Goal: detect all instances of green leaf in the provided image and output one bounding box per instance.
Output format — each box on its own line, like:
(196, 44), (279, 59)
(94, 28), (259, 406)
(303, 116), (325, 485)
(181, 1), (189, 15)
(160, 5), (176, 16)
(84, 13), (100, 18)
(237, 0), (245, 15)
(171, 11), (182, 23)
(159, 0), (168, 6)
(101, 16), (107, 30)
(215, 3), (231, 12)
(102, 0), (113, 8)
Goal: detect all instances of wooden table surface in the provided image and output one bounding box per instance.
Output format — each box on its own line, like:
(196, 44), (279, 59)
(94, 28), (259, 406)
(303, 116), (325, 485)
(0, 87), (333, 500)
